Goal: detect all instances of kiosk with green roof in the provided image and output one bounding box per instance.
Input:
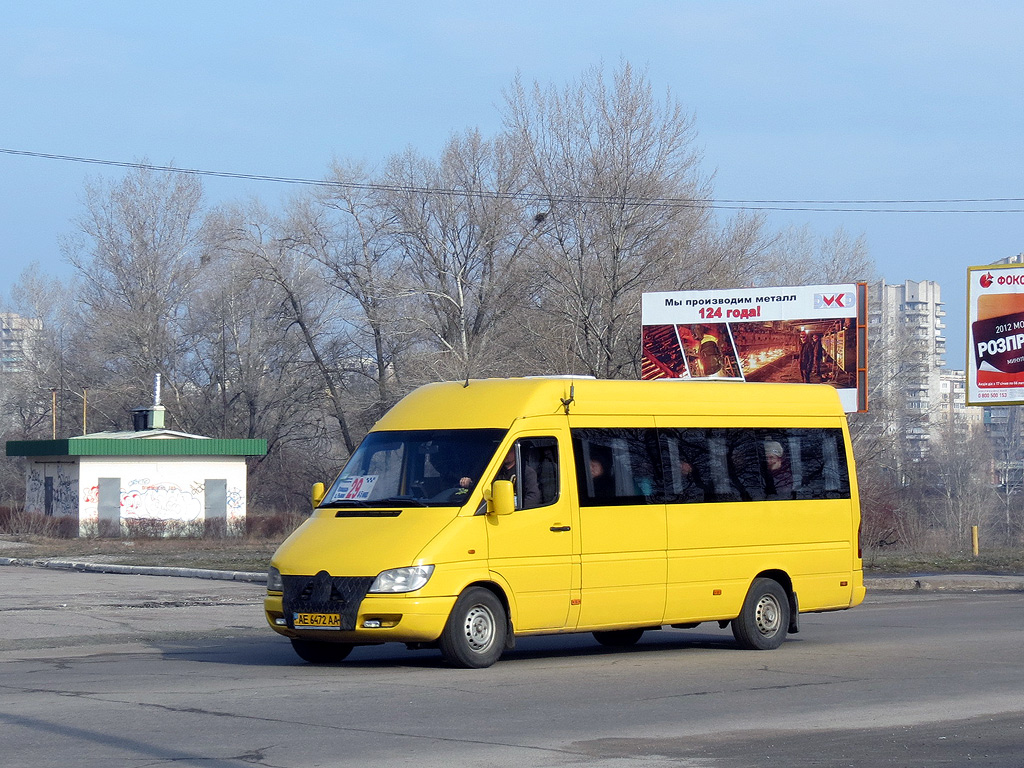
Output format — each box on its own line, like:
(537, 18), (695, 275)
(6, 402), (266, 537)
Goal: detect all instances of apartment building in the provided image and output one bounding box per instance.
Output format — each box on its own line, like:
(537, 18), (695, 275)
(868, 279), (947, 462)
(938, 369), (983, 434)
(0, 312), (42, 374)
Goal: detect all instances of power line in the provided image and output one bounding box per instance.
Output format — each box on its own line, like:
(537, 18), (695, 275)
(3, 147), (1023, 214)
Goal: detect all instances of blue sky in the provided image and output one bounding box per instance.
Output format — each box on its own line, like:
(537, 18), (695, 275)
(3, 1), (1023, 364)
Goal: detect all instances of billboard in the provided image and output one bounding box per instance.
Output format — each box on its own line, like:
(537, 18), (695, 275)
(966, 264), (1024, 406)
(641, 283), (867, 412)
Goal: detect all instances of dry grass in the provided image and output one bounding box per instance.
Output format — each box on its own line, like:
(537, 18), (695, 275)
(0, 509), (309, 572)
(0, 535), (285, 572)
(864, 548), (1024, 575)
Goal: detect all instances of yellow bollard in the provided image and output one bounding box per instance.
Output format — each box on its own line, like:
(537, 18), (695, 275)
(972, 525), (979, 557)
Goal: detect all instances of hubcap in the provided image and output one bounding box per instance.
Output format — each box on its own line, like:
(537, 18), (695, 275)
(754, 594), (781, 636)
(463, 604), (496, 652)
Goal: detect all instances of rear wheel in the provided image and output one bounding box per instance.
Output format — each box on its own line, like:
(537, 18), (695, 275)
(732, 577), (790, 650)
(593, 628), (645, 647)
(290, 638), (354, 664)
(438, 587), (507, 668)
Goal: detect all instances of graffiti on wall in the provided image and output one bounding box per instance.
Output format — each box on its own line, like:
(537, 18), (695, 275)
(226, 487), (244, 519)
(25, 463), (79, 517)
(122, 478), (205, 521)
(79, 479), (244, 521)
(26, 466), (43, 514)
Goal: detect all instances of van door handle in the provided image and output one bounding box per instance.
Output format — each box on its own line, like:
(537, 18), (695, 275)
(549, 525), (571, 532)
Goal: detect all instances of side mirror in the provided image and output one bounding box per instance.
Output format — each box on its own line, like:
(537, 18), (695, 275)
(485, 480), (515, 516)
(311, 482), (326, 509)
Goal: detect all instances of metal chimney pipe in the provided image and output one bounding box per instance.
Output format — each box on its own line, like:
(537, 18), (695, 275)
(154, 373), (162, 406)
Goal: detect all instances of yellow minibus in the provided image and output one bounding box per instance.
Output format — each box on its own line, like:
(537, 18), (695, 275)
(265, 378), (864, 667)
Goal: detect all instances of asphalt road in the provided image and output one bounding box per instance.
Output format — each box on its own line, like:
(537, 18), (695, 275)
(1, 564), (1023, 767)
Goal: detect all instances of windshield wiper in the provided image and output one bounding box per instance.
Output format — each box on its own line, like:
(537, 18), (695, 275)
(372, 496), (428, 507)
(318, 499), (372, 508)
(321, 496), (430, 509)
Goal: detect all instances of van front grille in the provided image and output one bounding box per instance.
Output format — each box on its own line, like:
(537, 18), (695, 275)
(282, 572), (375, 630)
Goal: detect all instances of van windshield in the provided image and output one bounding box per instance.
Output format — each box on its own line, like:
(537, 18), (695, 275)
(320, 429), (507, 508)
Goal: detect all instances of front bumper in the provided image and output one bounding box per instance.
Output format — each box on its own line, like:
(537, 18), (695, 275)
(264, 592), (457, 644)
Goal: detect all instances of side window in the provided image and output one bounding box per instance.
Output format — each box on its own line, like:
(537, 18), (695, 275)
(725, 429), (765, 501)
(800, 429), (851, 499)
(659, 427), (852, 503)
(660, 429), (710, 503)
(705, 433), (740, 502)
(568, 426), (851, 506)
(497, 437), (559, 510)
(572, 428), (659, 506)
(700, 429), (765, 502)
(757, 429), (851, 500)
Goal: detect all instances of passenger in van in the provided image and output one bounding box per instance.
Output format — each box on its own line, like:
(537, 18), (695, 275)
(764, 441), (793, 498)
(676, 457), (707, 502)
(496, 447), (541, 509)
(589, 456), (615, 499)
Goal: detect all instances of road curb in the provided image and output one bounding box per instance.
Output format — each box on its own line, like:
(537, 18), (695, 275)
(0, 556), (267, 584)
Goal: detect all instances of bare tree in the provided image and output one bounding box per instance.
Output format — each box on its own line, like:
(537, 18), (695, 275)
(178, 222), (341, 510)
(215, 203), (360, 454)
(757, 225), (876, 287)
(1, 266), (74, 436)
(62, 165), (209, 393)
(0, 268), (74, 508)
(382, 131), (536, 381)
(985, 405), (1024, 546)
(287, 163), (415, 417)
(504, 63), (755, 378)
(925, 422), (999, 551)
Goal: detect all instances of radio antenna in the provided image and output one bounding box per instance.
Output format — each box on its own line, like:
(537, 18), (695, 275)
(560, 383), (575, 414)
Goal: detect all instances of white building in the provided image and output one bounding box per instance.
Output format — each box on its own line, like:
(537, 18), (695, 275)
(0, 313), (41, 373)
(6, 404), (266, 537)
(938, 369), (984, 435)
(868, 279), (947, 462)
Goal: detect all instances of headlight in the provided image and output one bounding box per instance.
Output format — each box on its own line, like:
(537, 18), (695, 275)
(369, 565), (434, 593)
(267, 566), (283, 592)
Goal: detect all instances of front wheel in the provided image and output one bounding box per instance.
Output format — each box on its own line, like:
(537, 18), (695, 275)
(290, 638), (354, 664)
(438, 587), (507, 668)
(732, 578), (790, 650)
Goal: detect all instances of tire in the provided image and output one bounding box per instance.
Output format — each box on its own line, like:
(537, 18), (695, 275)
(290, 638), (354, 664)
(732, 577), (790, 650)
(438, 587), (507, 668)
(593, 628), (645, 647)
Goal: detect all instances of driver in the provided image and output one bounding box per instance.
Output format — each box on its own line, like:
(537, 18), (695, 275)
(457, 446), (541, 509)
(495, 446), (541, 509)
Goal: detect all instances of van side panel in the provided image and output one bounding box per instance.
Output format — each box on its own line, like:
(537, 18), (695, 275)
(576, 503), (667, 627)
(568, 416), (667, 629)
(665, 500), (857, 622)
(658, 416), (859, 621)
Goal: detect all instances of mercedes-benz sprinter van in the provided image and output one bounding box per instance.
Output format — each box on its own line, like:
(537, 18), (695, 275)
(265, 378), (864, 667)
